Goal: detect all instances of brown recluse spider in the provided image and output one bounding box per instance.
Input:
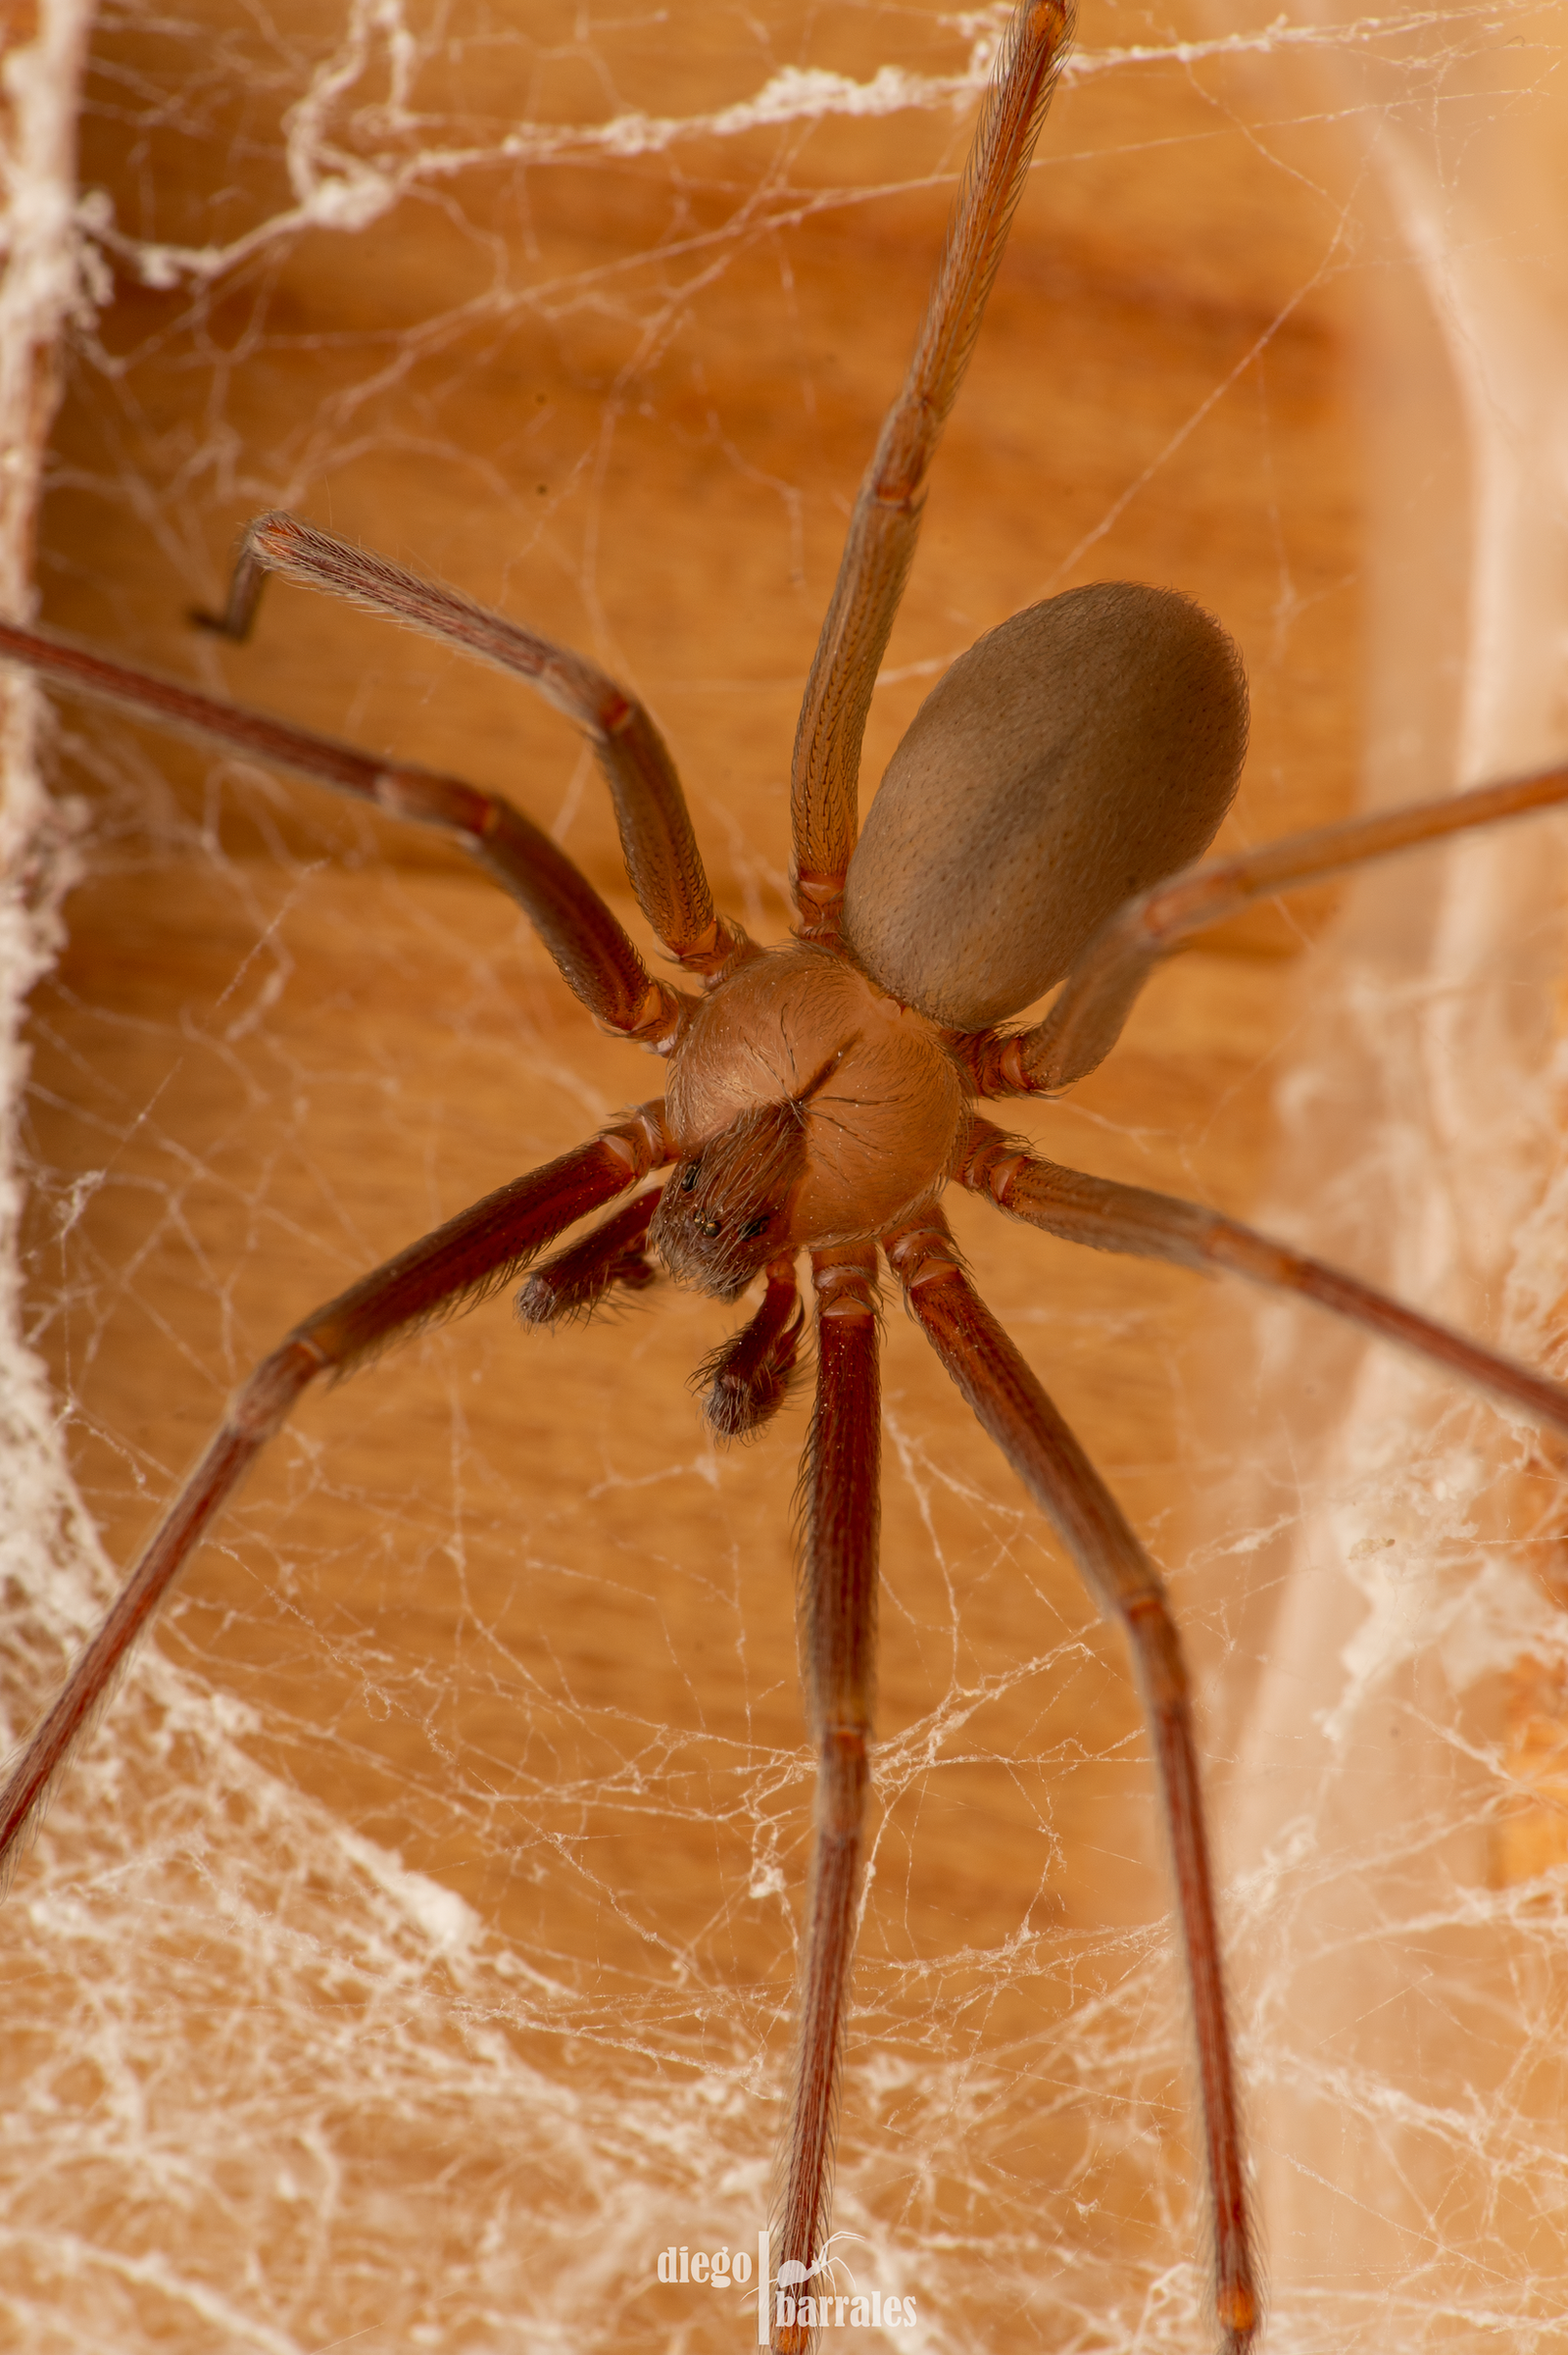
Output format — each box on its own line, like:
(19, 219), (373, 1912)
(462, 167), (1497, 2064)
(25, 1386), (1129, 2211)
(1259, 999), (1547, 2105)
(5, 2), (1568, 2344)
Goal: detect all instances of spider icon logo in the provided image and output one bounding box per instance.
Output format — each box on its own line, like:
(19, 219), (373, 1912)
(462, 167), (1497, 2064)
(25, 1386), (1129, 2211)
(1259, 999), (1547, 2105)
(777, 2255), (828, 2285)
(765, 2235), (921, 2336)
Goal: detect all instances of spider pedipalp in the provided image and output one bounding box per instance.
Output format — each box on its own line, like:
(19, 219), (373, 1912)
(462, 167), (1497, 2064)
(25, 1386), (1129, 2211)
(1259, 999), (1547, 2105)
(514, 1189), (661, 1327)
(692, 1261), (807, 1443)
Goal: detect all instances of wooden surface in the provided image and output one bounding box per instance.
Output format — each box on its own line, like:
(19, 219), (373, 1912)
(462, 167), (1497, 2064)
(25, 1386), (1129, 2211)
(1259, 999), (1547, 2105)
(7, 3), (1566, 2350)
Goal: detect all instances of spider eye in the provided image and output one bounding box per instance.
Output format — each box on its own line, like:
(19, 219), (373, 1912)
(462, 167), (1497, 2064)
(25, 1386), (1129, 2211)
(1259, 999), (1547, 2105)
(680, 1162), (699, 1192)
(741, 1215), (768, 1240)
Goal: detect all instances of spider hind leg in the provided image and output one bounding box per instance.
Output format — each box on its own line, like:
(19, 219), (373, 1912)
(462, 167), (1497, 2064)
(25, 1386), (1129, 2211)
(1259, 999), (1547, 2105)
(884, 1205), (1258, 2352)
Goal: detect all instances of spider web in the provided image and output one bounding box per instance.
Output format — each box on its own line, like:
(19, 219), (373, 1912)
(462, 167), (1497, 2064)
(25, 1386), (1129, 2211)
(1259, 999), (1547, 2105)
(3, 1), (1568, 2349)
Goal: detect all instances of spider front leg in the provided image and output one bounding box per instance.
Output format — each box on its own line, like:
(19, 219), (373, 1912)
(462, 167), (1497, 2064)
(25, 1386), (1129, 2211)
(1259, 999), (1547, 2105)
(0, 621), (689, 1045)
(194, 511), (743, 979)
(0, 1106), (670, 1888)
(772, 1243), (881, 2355)
(885, 1208), (1257, 2355)
(788, 0), (1073, 933)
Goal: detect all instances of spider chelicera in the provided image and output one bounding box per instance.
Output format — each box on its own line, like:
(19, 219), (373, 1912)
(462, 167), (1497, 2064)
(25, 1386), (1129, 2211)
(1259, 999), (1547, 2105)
(7, 4), (1568, 2348)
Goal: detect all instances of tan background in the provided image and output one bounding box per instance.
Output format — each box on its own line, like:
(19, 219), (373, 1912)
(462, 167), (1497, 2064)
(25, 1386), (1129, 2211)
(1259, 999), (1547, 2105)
(3, 1), (1567, 2349)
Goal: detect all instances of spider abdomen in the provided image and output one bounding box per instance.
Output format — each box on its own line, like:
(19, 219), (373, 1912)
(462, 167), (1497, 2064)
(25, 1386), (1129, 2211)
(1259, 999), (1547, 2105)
(655, 945), (967, 1298)
(841, 581), (1249, 1031)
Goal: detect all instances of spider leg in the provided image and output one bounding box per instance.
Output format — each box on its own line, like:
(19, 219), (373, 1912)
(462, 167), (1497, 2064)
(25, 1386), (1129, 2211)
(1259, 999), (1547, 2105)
(0, 620), (688, 1045)
(515, 1187), (661, 1327)
(0, 1104), (670, 1891)
(961, 1115), (1568, 1437)
(195, 511), (742, 978)
(788, 0), (1073, 935)
(884, 1205), (1258, 2355)
(772, 1243), (880, 2355)
(973, 757), (1568, 1093)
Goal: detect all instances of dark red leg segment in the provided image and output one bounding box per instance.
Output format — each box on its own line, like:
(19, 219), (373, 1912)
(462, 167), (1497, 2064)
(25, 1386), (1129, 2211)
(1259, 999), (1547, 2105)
(961, 1116), (1568, 1437)
(0, 1104), (670, 1890)
(971, 759), (1568, 1093)
(772, 1244), (881, 2355)
(884, 1207), (1257, 2354)
(0, 619), (685, 1043)
(789, 0), (1074, 931)
(196, 512), (743, 976)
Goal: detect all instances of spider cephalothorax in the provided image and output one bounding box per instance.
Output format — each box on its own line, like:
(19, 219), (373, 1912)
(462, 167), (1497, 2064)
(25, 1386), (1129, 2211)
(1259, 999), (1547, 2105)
(653, 942), (970, 1300)
(8, 6), (1568, 2351)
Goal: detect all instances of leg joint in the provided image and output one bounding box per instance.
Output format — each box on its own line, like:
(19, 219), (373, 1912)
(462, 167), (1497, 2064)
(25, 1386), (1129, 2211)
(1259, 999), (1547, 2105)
(883, 1216), (963, 1293)
(231, 1338), (323, 1440)
(601, 1100), (674, 1178)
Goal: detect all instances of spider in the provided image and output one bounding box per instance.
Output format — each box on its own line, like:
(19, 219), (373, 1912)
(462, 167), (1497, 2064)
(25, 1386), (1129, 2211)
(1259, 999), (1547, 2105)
(7, 3), (1568, 2347)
